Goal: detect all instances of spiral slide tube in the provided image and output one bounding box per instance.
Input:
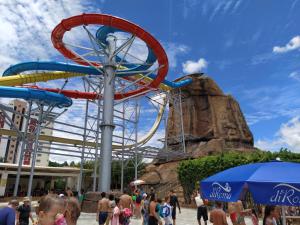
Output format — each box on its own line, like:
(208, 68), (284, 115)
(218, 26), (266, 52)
(51, 14), (169, 100)
(3, 61), (192, 90)
(0, 13), (190, 148)
(0, 65), (167, 147)
(0, 86), (72, 108)
(0, 72), (84, 86)
(96, 26), (193, 89)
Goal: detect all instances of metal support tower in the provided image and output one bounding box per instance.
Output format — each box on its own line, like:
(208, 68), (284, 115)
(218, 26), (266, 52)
(134, 99), (140, 181)
(99, 35), (117, 192)
(13, 101), (32, 197)
(78, 76), (104, 192)
(77, 89), (90, 194)
(0, 100), (67, 197)
(27, 104), (44, 197)
(120, 101), (125, 192)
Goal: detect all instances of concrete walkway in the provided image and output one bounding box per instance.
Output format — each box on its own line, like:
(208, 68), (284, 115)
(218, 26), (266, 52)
(76, 208), (256, 225)
(1, 204), (257, 225)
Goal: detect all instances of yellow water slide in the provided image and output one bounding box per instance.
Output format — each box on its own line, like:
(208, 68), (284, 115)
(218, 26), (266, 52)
(0, 72), (84, 86)
(0, 71), (167, 149)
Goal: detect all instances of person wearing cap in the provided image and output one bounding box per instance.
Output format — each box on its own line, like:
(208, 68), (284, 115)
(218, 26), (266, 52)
(0, 199), (19, 225)
(16, 197), (34, 225)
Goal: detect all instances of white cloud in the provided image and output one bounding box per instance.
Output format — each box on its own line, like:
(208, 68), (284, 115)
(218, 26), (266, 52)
(163, 42), (189, 68)
(208, 0), (243, 21)
(273, 35), (300, 53)
(0, 2), (166, 163)
(182, 58), (208, 74)
(149, 93), (167, 109)
(0, 0), (88, 73)
(255, 139), (282, 152)
(255, 117), (300, 152)
(279, 117), (300, 149)
(183, 0), (244, 20)
(138, 126), (164, 149)
(289, 71), (300, 81)
(242, 83), (300, 125)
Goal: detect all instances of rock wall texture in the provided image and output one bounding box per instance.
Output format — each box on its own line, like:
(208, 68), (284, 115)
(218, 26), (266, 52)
(141, 74), (255, 203)
(166, 74), (254, 157)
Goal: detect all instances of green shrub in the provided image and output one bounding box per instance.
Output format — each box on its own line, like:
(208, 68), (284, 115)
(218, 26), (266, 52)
(177, 148), (300, 204)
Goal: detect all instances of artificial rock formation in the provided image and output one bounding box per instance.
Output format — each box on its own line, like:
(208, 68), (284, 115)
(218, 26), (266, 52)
(141, 74), (255, 203)
(167, 73), (254, 157)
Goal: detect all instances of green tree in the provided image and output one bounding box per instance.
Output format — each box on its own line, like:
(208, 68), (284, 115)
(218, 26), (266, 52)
(49, 161), (64, 167)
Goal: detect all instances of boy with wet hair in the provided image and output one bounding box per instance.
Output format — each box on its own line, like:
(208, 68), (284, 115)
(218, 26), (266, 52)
(65, 197), (81, 225)
(38, 195), (67, 225)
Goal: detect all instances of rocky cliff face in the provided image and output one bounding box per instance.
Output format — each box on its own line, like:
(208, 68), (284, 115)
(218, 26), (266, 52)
(167, 74), (254, 157)
(141, 74), (255, 203)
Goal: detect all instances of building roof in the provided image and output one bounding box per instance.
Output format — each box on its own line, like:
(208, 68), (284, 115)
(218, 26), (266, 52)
(0, 163), (86, 174)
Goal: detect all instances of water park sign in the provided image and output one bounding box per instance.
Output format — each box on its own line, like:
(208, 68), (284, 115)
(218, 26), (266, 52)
(270, 183), (300, 205)
(209, 182), (232, 200)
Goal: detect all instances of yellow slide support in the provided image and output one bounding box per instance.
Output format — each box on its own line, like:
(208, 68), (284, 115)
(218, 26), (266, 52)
(0, 72), (85, 86)
(0, 70), (168, 149)
(0, 93), (166, 149)
(0, 71), (171, 91)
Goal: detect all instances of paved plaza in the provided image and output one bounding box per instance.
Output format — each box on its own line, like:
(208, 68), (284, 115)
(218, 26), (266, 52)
(76, 208), (254, 225)
(0, 203), (256, 225)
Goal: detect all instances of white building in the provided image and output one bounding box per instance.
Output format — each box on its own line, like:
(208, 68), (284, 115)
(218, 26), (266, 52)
(33, 112), (54, 167)
(0, 163), (81, 197)
(0, 99), (53, 167)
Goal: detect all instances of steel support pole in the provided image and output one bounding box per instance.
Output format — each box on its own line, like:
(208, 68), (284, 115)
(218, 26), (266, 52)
(95, 96), (102, 192)
(27, 104), (44, 197)
(134, 100), (138, 180)
(178, 89), (186, 153)
(121, 101), (125, 192)
(282, 206), (287, 225)
(13, 101), (32, 197)
(99, 35), (116, 192)
(78, 94), (89, 194)
(164, 114), (169, 161)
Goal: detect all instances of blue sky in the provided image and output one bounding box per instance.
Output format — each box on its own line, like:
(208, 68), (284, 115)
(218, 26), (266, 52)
(1, 0), (300, 156)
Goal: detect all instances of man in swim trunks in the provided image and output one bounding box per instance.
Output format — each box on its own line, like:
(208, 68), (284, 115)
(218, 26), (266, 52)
(149, 194), (162, 225)
(97, 192), (110, 225)
(169, 190), (181, 225)
(195, 191), (208, 225)
(120, 190), (134, 225)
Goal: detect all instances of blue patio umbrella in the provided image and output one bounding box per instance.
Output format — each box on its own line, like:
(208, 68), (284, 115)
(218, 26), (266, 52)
(200, 161), (300, 206)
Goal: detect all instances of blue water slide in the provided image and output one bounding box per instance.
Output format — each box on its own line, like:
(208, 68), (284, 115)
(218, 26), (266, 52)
(3, 61), (150, 78)
(96, 26), (157, 72)
(96, 26), (192, 88)
(0, 86), (72, 108)
(3, 61), (192, 88)
(3, 61), (102, 76)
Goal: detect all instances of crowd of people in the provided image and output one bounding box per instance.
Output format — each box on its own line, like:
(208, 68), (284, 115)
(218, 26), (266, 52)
(194, 190), (291, 225)
(0, 187), (181, 225)
(0, 192), (80, 225)
(96, 188), (181, 225)
(0, 187), (296, 225)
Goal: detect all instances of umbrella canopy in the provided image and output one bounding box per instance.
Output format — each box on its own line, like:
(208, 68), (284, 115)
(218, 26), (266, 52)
(200, 161), (300, 206)
(130, 179), (146, 186)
